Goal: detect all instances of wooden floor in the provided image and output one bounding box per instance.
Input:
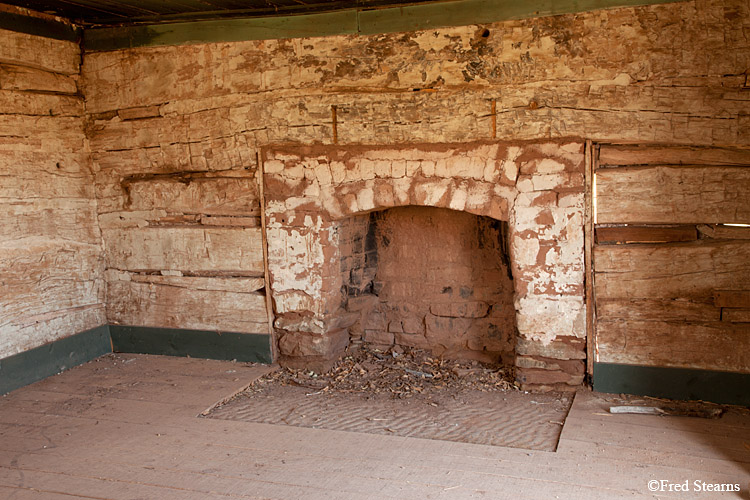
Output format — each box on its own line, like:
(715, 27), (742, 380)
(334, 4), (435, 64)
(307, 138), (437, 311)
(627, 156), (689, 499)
(0, 354), (748, 500)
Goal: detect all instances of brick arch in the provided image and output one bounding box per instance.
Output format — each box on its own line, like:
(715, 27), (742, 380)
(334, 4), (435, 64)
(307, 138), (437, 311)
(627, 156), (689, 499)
(324, 176), (513, 223)
(262, 140), (587, 389)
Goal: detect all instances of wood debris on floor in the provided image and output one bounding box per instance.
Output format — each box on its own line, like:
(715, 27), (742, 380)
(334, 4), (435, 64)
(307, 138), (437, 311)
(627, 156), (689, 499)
(606, 395), (728, 419)
(245, 344), (515, 399)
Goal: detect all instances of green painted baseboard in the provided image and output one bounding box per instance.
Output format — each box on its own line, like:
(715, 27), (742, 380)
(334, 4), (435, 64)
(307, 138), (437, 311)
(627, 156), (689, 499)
(0, 325), (111, 396)
(4, 331), (746, 407)
(1, 325), (272, 396)
(593, 362), (750, 406)
(109, 325), (273, 364)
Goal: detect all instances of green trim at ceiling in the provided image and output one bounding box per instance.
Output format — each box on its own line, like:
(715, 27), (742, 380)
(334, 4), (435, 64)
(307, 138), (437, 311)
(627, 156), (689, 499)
(84, 9), (358, 52)
(83, 0), (685, 51)
(357, 0), (679, 35)
(593, 362), (750, 407)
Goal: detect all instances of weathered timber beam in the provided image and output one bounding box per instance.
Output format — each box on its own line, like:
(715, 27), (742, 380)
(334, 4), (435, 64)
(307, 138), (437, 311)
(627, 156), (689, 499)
(0, 10), (80, 42)
(697, 224), (750, 240)
(598, 144), (750, 167)
(595, 225), (698, 244)
(714, 290), (750, 308)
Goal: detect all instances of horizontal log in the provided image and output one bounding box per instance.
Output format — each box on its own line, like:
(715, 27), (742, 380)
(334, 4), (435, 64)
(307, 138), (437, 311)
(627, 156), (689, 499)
(0, 239), (105, 337)
(595, 225), (697, 244)
(0, 305), (105, 360)
(91, 139), (257, 194)
(0, 151), (95, 202)
(0, 115), (87, 152)
(97, 210), (168, 229)
(89, 107), (241, 152)
(0, 29), (79, 75)
(93, 148), (200, 181)
(106, 280), (268, 334)
(697, 224), (750, 240)
(596, 165), (750, 224)
(77, 3), (744, 116)
(0, 89), (82, 116)
(98, 212), (260, 230)
(598, 144), (750, 167)
(2, 199), (100, 243)
(596, 320), (750, 373)
(1, 174), (93, 200)
(0, 238), (103, 284)
(145, 214), (201, 226)
(118, 106), (161, 121)
(124, 174), (259, 216)
(1, 279), (104, 333)
(723, 309), (750, 323)
(714, 290), (750, 308)
(128, 274), (265, 293)
(103, 227), (264, 273)
(199, 215), (261, 227)
(0, 64), (77, 94)
(594, 241), (750, 300)
(596, 298), (719, 322)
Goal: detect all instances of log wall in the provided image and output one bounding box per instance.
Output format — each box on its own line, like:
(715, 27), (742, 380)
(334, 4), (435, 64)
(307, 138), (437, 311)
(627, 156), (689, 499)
(0, 28), (106, 359)
(79, 0), (750, 352)
(594, 144), (750, 373)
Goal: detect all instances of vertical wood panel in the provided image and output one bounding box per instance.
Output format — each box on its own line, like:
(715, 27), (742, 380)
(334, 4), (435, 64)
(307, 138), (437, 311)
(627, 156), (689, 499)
(584, 140), (595, 375)
(259, 154), (278, 360)
(593, 143), (750, 375)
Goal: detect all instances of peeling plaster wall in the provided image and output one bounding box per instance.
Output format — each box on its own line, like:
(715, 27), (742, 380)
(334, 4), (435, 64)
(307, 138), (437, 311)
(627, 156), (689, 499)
(0, 29), (106, 359)
(83, 0), (749, 145)
(79, 0), (749, 375)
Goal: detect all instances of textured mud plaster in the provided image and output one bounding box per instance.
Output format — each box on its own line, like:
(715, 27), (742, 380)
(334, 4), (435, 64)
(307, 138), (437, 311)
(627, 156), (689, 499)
(263, 140), (585, 388)
(83, 1), (750, 148)
(0, 29), (106, 360)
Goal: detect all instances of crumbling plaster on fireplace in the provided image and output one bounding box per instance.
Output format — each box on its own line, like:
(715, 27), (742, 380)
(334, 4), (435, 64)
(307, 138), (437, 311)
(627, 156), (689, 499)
(509, 148), (586, 349)
(263, 140), (586, 387)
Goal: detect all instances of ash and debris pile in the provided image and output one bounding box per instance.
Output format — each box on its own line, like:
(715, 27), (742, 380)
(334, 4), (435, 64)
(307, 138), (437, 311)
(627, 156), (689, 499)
(251, 345), (517, 398)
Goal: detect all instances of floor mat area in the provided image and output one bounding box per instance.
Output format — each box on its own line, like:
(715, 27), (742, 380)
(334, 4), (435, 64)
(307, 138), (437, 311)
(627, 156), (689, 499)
(204, 347), (573, 451)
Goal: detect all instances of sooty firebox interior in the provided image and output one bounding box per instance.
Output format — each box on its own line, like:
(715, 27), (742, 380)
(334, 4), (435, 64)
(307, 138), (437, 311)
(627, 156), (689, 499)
(338, 206), (517, 366)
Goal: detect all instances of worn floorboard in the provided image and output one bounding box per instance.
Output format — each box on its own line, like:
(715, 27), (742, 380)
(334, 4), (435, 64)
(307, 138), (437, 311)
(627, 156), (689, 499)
(0, 354), (748, 499)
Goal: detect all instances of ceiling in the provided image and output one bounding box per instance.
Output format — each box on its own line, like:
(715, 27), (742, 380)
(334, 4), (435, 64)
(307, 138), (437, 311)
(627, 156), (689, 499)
(3, 0), (445, 26)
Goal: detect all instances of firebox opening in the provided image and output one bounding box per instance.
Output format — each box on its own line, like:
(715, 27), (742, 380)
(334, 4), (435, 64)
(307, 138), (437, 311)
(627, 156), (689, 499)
(336, 206), (517, 368)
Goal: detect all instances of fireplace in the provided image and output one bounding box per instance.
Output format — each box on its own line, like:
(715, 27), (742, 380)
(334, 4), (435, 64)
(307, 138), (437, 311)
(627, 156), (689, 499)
(263, 141), (586, 390)
(339, 206), (517, 365)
